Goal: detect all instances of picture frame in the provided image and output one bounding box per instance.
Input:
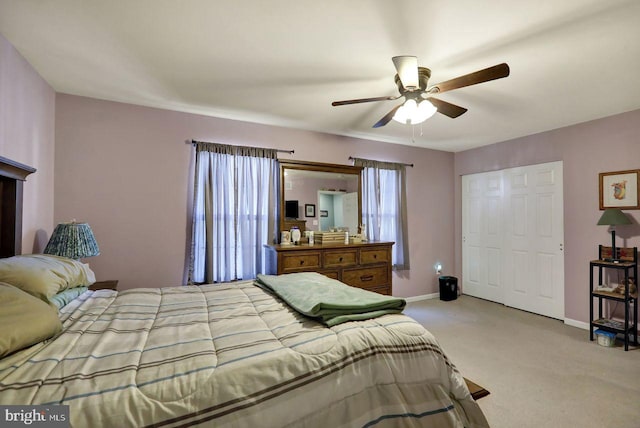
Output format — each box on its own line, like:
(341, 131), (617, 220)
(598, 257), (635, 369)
(305, 204), (315, 217)
(320, 210), (328, 217)
(599, 169), (640, 210)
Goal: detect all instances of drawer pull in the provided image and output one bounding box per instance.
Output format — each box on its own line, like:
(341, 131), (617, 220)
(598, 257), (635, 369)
(360, 275), (374, 282)
(300, 260), (305, 265)
(339, 257), (343, 262)
(373, 254), (377, 259)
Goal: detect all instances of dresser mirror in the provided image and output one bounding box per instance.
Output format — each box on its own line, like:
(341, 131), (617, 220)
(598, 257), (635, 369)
(280, 160), (363, 236)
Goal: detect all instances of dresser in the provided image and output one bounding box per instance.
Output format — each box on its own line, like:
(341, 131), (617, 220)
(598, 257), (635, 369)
(264, 242), (394, 295)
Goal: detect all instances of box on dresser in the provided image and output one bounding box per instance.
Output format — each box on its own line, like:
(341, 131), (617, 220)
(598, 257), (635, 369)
(313, 232), (346, 245)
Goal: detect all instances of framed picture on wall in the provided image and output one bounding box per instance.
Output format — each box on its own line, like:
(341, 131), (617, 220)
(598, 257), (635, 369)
(599, 169), (640, 210)
(320, 210), (329, 217)
(305, 204), (315, 217)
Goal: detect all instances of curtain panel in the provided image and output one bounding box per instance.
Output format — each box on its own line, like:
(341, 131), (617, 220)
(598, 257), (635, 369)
(352, 158), (410, 270)
(189, 142), (279, 284)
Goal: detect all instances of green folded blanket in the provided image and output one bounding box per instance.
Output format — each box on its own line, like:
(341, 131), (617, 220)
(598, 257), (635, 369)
(255, 272), (406, 326)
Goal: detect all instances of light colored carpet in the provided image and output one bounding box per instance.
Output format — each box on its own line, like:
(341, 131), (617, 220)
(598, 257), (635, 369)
(404, 295), (640, 428)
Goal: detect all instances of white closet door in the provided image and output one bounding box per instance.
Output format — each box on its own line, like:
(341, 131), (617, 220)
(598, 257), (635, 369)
(503, 161), (564, 319)
(462, 161), (564, 320)
(462, 171), (504, 303)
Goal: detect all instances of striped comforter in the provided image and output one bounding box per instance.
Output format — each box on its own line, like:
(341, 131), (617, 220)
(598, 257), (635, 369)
(0, 281), (488, 427)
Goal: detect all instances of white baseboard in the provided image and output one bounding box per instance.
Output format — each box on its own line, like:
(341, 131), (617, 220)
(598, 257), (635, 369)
(405, 293), (439, 303)
(564, 317), (640, 335)
(564, 318), (589, 330)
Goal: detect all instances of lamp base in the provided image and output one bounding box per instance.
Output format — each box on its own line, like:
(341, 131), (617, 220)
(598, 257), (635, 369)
(607, 230), (619, 262)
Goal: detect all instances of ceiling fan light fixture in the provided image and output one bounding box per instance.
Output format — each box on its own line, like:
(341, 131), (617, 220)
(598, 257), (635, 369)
(392, 99), (416, 124)
(332, 57), (509, 128)
(392, 99), (437, 125)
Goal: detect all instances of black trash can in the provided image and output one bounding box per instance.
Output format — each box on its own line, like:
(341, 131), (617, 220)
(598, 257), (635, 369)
(439, 276), (458, 301)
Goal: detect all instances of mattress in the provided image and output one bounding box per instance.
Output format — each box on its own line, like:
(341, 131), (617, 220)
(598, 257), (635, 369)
(0, 280), (488, 427)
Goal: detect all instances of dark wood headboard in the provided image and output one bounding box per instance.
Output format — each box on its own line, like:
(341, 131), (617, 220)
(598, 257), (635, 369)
(0, 156), (36, 257)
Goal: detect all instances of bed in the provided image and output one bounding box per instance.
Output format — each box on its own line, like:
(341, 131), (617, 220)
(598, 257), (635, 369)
(0, 258), (488, 428)
(0, 159), (488, 427)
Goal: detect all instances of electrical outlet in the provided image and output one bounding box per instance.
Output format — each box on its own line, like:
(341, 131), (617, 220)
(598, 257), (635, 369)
(435, 263), (442, 275)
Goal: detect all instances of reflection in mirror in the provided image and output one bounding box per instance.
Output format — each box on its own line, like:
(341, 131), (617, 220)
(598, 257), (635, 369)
(281, 162), (362, 235)
(318, 190), (358, 232)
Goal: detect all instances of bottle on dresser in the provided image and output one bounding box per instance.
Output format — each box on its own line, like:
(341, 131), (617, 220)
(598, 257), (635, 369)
(290, 226), (301, 245)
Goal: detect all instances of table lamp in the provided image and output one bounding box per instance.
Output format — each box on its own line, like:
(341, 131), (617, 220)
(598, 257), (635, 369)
(597, 208), (631, 261)
(44, 221), (100, 260)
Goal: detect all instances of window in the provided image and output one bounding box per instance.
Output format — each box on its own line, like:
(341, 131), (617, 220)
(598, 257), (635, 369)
(354, 158), (410, 270)
(189, 142), (278, 283)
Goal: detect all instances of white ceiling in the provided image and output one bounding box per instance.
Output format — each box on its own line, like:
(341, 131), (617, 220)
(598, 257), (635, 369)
(1, 0), (639, 152)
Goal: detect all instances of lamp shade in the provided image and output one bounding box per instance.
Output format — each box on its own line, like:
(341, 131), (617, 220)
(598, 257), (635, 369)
(392, 99), (437, 125)
(597, 208), (631, 226)
(44, 222), (100, 259)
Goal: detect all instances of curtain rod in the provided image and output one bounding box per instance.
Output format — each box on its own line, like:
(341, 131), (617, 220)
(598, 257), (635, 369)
(349, 156), (414, 168)
(188, 139), (294, 154)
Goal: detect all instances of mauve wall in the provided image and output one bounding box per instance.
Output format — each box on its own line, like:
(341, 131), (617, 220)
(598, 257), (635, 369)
(0, 33), (55, 252)
(454, 109), (640, 325)
(55, 94), (454, 295)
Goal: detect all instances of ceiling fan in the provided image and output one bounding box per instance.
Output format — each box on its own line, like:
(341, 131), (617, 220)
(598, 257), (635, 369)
(331, 56), (510, 128)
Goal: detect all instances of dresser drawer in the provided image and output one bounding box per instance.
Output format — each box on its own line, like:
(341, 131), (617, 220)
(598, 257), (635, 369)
(280, 251), (321, 272)
(364, 284), (391, 295)
(360, 247), (390, 265)
(323, 249), (357, 268)
(342, 266), (389, 289)
(319, 270), (339, 280)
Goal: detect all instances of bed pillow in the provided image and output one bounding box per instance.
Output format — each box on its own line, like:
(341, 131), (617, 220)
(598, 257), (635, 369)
(0, 282), (62, 357)
(0, 254), (95, 304)
(50, 286), (89, 310)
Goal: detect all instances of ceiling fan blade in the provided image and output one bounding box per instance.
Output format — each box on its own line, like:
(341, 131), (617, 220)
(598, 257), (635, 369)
(427, 97), (468, 118)
(372, 104), (403, 128)
(332, 95), (399, 106)
(430, 63), (510, 94)
(392, 56), (419, 90)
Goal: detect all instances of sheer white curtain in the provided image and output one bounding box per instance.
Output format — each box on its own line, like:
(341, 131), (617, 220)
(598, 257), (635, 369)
(353, 158), (410, 270)
(189, 142), (278, 283)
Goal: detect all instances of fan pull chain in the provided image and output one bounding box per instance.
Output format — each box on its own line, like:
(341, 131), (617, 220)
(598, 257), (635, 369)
(409, 123), (426, 143)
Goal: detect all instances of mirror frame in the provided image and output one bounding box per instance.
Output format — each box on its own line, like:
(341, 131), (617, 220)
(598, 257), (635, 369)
(279, 160), (363, 236)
